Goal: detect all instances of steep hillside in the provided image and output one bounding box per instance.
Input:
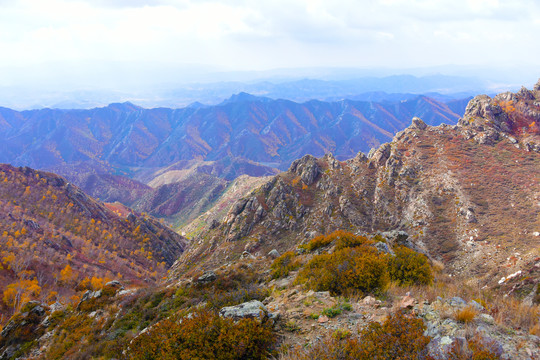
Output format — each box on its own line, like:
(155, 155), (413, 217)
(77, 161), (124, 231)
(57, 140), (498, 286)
(0, 164), (187, 318)
(179, 174), (272, 237)
(132, 172), (229, 228)
(0, 94), (466, 231)
(172, 81), (540, 287)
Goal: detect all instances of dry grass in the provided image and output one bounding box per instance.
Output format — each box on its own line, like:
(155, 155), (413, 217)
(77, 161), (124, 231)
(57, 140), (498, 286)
(454, 306), (477, 323)
(530, 323), (540, 336)
(490, 296), (540, 332)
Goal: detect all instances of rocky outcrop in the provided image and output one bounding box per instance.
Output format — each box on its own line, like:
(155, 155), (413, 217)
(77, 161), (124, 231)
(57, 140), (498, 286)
(219, 300), (269, 321)
(0, 302), (50, 358)
(289, 155), (321, 186)
(172, 83), (540, 288)
(196, 271), (217, 284)
(458, 79), (540, 151)
(411, 117), (428, 130)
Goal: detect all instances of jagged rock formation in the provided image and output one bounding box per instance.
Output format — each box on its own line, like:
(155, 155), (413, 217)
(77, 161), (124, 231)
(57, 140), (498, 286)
(172, 81), (540, 287)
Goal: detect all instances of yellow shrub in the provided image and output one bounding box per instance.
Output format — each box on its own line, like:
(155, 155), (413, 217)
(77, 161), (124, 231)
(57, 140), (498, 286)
(454, 306), (477, 323)
(388, 246), (433, 286)
(129, 309), (276, 360)
(271, 251), (302, 279)
(296, 247), (388, 295)
(304, 230), (369, 252)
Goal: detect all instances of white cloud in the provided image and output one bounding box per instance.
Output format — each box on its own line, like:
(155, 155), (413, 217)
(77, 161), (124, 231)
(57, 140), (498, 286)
(0, 0), (538, 89)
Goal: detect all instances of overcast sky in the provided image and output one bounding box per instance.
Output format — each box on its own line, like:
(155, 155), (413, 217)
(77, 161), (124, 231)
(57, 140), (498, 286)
(0, 0), (538, 90)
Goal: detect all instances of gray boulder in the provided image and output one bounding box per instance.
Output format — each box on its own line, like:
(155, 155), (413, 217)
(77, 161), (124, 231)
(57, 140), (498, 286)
(374, 241), (394, 255)
(220, 300), (268, 321)
(411, 117), (427, 130)
(196, 271), (217, 284)
(267, 249), (280, 259)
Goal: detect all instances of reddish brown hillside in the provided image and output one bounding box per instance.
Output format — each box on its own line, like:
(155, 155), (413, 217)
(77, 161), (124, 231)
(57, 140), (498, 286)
(0, 164), (187, 318)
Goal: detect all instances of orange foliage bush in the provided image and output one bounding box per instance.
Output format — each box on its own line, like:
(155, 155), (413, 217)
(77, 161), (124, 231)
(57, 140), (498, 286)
(448, 335), (502, 360)
(282, 310), (432, 360)
(2, 279), (41, 311)
(454, 306), (477, 323)
(304, 230), (369, 252)
(334, 232), (369, 251)
(496, 100), (516, 114)
(346, 310), (432, 359)
(129, 309), (276, 360)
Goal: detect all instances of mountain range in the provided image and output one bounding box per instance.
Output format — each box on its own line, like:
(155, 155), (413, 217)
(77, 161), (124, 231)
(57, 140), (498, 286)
(0, 93), (469, 173)
(0, 93), (470, 227)
(0, 73), (489, 110)
(0, 80), (539, 360)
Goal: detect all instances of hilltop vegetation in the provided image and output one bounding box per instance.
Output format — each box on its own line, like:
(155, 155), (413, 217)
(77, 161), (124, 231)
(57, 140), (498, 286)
(0, 164), (186, 318)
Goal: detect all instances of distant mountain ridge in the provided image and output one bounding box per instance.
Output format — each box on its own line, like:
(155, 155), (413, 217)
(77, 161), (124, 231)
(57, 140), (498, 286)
(0, 73), (486, 109)
(0, 93), (468, 176)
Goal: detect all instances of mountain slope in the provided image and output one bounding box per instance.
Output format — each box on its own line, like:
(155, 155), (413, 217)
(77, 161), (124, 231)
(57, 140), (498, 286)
(0, 164), (187, 316)
(171, 81), (540, 287)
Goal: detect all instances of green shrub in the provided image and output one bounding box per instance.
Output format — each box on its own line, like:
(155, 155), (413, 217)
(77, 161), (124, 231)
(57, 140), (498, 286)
(388, 246), (433, 286)
(128, 309), (276, 360)
(322, 307), (342, 318)
(296, 247), (388, 295)
(271, 251), (302, 279)
(322, 303), (353, 318)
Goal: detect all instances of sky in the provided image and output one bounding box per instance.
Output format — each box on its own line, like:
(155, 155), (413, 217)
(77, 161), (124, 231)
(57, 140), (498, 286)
(0, 0), (538, 92)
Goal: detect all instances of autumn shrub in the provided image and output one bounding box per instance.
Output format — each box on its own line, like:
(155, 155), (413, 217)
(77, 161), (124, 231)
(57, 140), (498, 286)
(304, 234), (334, 251)
(46, 313), (97, 359)
(128, 308), (276, 360)
(280, 310), (431, 360)
(302, 231), (369, 252)
(388, 246), (433, 286)
(345, 310), (432, 359)
(271, 251), (302, 278)
(334, 232), (370, 251)
(296, 246), (388, 295)
(448, 334), (503, 360)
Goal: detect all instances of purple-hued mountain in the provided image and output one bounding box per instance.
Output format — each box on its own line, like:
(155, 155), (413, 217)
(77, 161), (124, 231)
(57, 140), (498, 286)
(0, 93), (469, 176)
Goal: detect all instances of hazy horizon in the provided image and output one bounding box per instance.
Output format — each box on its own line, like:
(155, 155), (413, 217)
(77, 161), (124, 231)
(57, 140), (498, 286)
(0, 0), (538, 108)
